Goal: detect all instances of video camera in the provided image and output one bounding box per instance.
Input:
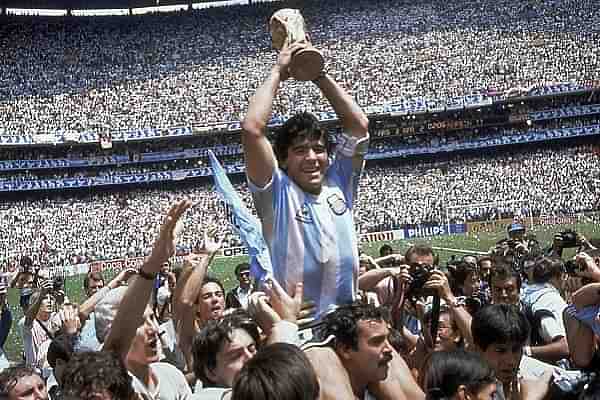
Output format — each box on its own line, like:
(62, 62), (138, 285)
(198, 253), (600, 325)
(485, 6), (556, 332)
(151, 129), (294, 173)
(555, 229), (581, 249)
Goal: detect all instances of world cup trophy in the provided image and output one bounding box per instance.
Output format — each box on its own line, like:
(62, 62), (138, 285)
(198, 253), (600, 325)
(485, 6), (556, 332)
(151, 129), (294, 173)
(270, 9), (325, 82)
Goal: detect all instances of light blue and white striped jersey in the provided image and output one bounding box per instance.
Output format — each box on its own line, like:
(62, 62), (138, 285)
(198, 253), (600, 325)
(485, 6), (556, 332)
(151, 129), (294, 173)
(250, 135), (367, 316)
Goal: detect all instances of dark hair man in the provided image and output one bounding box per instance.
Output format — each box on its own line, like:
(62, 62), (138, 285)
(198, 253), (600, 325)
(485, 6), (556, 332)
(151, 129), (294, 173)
(192, 310), (261, 398)
(305, 302), (423, 400)
(225, 263), (254, 310)
(472, 304), (552, 400)
(241, 40), (369, 317)
(232, 343), (319, 400)
(61, 351), (136, 400)
(0, 366), (47, 400)
(520, 256), (570, 363)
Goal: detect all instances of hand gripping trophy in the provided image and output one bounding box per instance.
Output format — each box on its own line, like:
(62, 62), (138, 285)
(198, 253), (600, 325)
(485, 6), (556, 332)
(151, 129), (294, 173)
(270, 9), (325, 81)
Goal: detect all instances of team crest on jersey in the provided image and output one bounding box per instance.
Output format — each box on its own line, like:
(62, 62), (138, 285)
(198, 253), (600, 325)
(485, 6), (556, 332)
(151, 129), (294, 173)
(295, 204), (313, 223)
(327, 194), (347, 216)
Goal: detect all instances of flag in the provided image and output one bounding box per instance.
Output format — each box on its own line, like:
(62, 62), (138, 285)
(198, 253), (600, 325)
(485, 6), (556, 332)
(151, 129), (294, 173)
(208, 151), (272, 282)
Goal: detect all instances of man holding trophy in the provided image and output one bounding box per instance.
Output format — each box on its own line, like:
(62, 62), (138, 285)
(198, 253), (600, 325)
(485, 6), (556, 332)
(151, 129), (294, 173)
(241, 9), (424, 400)
(242, 8), (369, 319)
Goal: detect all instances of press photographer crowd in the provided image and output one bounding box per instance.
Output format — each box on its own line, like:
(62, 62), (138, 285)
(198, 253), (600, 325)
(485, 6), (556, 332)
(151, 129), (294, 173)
(2, 0), (600, 398)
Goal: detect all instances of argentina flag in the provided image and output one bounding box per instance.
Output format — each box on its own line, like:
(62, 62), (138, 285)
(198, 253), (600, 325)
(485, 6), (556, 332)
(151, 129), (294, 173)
(207, 150), (273, 282)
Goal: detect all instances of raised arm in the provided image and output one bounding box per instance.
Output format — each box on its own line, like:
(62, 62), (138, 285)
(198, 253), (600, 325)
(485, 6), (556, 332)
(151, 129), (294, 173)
(313, 74), (369, 140)
(242, 43), (305, 188)
(103, 200), (191, 359)
(173, 233), (220, 371)
(78, 268), (137, 322)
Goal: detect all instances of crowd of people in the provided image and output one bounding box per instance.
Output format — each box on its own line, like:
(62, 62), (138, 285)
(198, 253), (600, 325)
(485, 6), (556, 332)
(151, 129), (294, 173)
(1, 219), (600, 400)
(0, 144), (598, 270)
(1, 0), (600, 134)
(1, 1), (600, 398)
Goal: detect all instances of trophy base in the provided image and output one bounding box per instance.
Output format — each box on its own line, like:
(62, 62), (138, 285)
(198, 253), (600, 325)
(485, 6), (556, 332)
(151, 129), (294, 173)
(290, 48), (325, 81)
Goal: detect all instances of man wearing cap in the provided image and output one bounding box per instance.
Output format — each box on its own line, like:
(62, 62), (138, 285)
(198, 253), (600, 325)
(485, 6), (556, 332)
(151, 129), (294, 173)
(507, 222), (526, 242)
(225, 263), (254, 310)
(0, 282), (11, 371)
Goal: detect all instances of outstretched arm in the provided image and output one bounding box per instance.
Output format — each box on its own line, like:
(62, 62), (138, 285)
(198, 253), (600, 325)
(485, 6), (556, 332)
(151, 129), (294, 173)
(103, 200), (191, 359)
(173, 231), (221, 371)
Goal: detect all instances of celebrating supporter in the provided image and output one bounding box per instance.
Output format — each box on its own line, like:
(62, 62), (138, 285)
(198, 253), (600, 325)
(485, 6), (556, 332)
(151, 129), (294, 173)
(0, 366), (48, 400)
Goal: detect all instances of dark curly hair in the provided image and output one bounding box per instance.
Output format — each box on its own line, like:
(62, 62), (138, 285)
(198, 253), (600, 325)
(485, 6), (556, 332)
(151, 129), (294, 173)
(320, 301), (390, 350)
(0, 367), (43, 398)
(232, 343), (319, 400)
(273, 111), (331, 165)
(192, 309), (261, 385)
(61, 351), (135, 400)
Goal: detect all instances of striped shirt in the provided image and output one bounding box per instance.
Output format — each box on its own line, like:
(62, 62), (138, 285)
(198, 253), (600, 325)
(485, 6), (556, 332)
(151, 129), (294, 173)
(250, 134), (367, 316)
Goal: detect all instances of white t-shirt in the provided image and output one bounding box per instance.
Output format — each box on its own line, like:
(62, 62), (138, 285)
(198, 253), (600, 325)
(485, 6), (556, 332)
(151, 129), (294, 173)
(191, 388), (232, 400)
(130, 362), (192, 400)
(521, 283), (567, 342)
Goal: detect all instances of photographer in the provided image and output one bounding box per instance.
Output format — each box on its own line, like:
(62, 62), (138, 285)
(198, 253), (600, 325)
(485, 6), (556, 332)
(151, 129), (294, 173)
(22, 279), (63, 374)
(447, 256), (490, 315)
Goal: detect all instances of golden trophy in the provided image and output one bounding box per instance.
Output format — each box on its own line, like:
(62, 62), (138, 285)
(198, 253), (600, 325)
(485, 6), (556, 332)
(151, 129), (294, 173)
(270, 9), (325, 82)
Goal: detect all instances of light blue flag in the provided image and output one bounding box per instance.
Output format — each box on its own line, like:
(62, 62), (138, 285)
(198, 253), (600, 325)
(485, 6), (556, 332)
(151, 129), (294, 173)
(208, 150), (272, 282)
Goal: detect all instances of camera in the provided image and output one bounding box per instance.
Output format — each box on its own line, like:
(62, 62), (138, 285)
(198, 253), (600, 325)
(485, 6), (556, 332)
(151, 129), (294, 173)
(564, 260), (583, 276)
(548, 371), (597, 400)
(556, 229), (581, 248)
(406, 263), (435, 298)
(52, 276), (65, 294)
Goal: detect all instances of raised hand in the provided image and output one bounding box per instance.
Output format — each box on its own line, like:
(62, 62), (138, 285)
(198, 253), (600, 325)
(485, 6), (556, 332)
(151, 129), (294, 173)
(147, 199), (192, 271)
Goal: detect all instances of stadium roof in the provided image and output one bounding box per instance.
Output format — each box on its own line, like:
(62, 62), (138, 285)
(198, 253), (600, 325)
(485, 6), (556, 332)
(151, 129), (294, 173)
(1, 0), (266, 14)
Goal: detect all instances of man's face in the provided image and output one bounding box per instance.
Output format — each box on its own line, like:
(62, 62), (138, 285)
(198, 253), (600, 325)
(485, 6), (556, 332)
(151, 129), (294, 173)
(282, 136), (329, 195)
(491, 276), (520, 306)
(407, 252), (434, 267)
(126, 307), (161, 366)
(160, 263), (170, 275)
(463, 271), (481, 297)
(86, 279), (104, 298)
(423, 312), (460, 352)
(9, 374), (48, 400)
(237, 270), (251, 288)
(345, 319), (393, 384)
(479, 341), (523, 385)
(479, 260), (492, 281)
(39, 295), (55, 316)
(210, 328), (257, 387)
(197, 282), (225, 322)
(19, 273), (34, 289)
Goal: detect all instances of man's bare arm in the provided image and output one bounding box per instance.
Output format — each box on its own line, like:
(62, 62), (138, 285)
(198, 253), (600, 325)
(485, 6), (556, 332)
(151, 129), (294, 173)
(241, 43), (305, 188)
(103, 200), (191, 359)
